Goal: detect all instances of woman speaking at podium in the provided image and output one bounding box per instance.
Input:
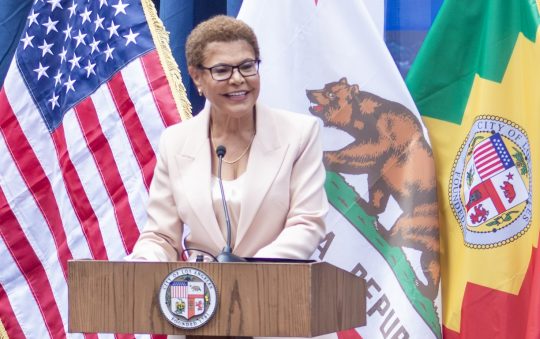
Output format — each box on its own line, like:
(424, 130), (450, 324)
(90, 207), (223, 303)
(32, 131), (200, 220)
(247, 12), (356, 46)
(130, 15), (328, 264)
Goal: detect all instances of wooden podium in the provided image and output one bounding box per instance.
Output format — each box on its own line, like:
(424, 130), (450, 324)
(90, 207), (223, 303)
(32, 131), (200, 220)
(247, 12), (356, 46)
(68, 260), (365, 337)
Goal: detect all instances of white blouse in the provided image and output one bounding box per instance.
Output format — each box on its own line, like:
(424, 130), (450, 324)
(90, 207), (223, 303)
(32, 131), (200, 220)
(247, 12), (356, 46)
(211, 174), (245, 248)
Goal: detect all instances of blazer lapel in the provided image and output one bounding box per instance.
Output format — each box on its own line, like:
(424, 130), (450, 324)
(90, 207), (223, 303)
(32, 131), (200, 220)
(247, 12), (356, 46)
(236, 104), (288, 246)
(175, 108), (226, 250)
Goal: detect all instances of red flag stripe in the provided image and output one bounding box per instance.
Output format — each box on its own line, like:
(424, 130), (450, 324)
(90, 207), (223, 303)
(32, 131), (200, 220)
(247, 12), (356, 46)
(483, 180), (506, 214)
(474, 145), (496, 158)
(337, 329), (364, 339)
(0, 187), (66, 338)
(475, 152), (498, 167)
(472, 140), (490, 154)
(74, 97), (140, 252)
(90, 83), (151, 234)
(1, 65), (94, 262)
(1, 81), (93, 339)
(525, 235), (540, 339)
(61, 110), (133, 257)
(0, 89), (72, 278)
(444, 239), (540, 338)
(120, 57), (171, 156)
(0, 279), (26, 339)
(480, 165), (505, 179)
(107, 71), (155, 190)
(141, 51), (183, 126)
(0, 241), (50, 338)
(51, 125), (109, 260)
(473, 139), (506, 179)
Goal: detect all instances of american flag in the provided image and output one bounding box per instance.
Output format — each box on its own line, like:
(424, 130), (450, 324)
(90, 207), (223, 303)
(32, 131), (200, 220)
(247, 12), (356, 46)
(473, 133), (514, 180)
(170, 281), (188, 299)
(0, 0), (188, 338)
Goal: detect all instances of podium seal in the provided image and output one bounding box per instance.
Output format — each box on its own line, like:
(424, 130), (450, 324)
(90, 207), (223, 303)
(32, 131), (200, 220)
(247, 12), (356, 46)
(158, 267), (218, 329)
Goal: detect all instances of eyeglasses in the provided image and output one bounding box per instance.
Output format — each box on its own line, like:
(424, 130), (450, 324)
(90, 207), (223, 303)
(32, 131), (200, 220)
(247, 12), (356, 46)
(199, 59), (260, 81)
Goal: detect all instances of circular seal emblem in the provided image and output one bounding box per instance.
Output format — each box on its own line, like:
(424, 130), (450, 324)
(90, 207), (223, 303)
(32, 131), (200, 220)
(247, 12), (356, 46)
(449, 116), (532, 248)
(158, 267), (218, 329)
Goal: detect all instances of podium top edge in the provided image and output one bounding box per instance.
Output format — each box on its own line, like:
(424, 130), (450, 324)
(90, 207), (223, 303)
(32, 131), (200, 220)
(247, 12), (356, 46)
(68, 259), (323, 265)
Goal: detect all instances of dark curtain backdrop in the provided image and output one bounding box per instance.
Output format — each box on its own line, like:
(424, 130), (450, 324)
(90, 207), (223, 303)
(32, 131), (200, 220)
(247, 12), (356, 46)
(0, 0), (441, 114)
(158, 0), (242, 114)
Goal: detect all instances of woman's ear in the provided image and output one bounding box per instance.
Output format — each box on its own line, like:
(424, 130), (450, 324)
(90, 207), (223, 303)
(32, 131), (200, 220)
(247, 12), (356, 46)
(188, 66), (202, 87)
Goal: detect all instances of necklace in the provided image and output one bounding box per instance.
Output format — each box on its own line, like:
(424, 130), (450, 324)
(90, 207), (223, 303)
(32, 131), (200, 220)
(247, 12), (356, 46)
(210, 122), (256, 164)
(219, 134), (255, 164)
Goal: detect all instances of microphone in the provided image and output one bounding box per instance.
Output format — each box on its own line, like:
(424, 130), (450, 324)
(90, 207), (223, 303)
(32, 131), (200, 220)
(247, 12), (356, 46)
(215, 145), (246, 263)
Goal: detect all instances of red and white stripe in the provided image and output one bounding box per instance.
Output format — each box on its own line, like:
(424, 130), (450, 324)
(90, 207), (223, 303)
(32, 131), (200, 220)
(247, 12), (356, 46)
(171, 285), (188, 299)
(473, 139), (504, 179)
(0, 50), (182, 339)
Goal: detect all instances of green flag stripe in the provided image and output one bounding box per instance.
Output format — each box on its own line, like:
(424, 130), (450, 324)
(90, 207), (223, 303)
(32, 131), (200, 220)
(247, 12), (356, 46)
(325, 171), (441, 338)
(406, 0), (540, 125)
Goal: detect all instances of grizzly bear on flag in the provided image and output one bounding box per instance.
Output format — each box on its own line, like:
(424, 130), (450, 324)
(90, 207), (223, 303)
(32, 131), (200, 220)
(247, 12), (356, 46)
(307, 77), (440, 301)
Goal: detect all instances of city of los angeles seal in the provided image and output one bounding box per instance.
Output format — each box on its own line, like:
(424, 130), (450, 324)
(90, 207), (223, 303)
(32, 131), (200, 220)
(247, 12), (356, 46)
(449, 116), (532, 248)
(158, 267), (217, 329)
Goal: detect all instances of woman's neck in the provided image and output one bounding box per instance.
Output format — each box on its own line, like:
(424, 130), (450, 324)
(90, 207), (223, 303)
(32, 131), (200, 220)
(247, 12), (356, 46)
(209, 110), (256, 140)
(209, 108), (256, 179)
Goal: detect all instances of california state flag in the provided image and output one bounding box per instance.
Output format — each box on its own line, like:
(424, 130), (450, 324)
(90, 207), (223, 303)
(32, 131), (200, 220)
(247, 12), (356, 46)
(238, 1), (441, 338)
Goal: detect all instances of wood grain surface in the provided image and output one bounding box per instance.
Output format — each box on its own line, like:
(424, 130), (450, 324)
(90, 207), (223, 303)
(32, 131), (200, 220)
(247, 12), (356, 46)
(68, 261), (365, 336)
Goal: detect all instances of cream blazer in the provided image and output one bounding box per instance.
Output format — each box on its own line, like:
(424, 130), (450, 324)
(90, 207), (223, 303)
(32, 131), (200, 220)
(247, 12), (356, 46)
(130, 103), (328, 261)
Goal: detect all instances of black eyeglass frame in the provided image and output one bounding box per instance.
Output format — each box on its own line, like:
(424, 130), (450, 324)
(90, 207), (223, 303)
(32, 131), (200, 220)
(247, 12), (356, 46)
(198, 59), (261, 81)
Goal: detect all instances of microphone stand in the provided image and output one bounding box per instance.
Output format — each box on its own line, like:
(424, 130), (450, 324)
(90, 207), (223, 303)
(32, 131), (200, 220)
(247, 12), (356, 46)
(215, 145), (246, 263)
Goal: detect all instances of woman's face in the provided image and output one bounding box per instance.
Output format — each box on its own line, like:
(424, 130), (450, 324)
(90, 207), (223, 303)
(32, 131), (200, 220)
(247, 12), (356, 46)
(190, 40), (260, 120)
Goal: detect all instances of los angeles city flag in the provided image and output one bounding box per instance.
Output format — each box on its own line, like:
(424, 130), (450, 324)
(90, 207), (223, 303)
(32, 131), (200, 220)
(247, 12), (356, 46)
(0, 0), (190, 337)
(407, 0), (540, 337)
(238, 1), (442, 338)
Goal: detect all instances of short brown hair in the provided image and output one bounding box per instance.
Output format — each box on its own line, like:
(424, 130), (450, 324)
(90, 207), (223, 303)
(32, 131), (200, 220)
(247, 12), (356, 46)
(185, 15), (260, 67)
